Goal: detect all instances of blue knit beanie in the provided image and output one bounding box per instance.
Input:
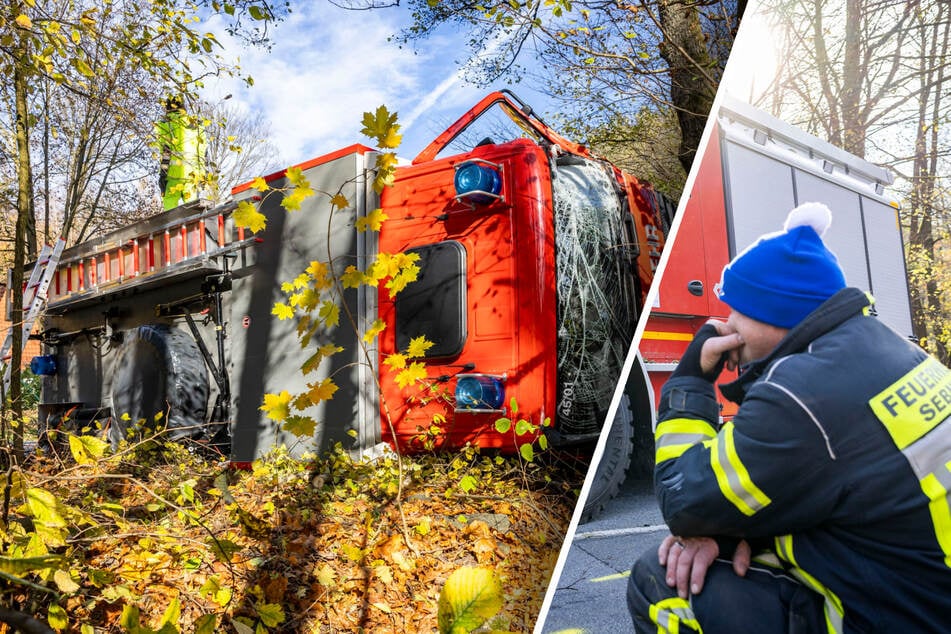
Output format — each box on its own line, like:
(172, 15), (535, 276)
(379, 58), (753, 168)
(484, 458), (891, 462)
(716, 202), (846, 329)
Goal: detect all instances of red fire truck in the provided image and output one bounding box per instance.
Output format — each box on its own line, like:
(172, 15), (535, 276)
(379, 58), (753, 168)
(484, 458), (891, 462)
(21, 92), (671, 510)
(581, 96), (913, 520)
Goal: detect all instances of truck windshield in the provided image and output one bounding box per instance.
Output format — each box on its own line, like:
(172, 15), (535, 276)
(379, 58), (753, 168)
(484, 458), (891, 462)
(552, 157), (637, 438)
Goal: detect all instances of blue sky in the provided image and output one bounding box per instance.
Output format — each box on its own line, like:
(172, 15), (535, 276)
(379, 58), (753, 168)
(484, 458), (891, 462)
(204, 3), (554, 166)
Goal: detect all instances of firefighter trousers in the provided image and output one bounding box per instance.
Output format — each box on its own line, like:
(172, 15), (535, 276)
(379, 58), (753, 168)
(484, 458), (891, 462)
(627, 544), (827, 633)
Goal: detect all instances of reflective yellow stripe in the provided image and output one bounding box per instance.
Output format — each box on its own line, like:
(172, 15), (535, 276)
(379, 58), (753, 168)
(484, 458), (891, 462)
(709, 422), (771, 516)
(656, 444), (694, 463)
(655, 418), (718, 441)
(774, 535), (844, 634)
(655, 418), (717, 464)
(921, 465), (951, 568)
(649, 597), (703, 634)
(643, 330), (695, 342)
(869, 359), (951, 568)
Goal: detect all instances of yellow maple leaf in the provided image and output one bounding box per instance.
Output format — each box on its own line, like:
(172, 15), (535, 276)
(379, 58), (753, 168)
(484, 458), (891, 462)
(384, 353), (407, 371)
(281, 185), (314, 211)
(280, 281), (295, 293)
(360, 105), (398, 144)
(340, 265), (365, 289)
(387, 265), (420, 295)
(292, 273), (310, 289)
(282, 416), (316, 438)
(285, 166), (308, 188)
(295, 288), (320, 311)
(307, 261), (333, 291)
(396, 251), (421, 270)
(318, 301), (339, 327)
(379, 127), (403, 149)
(251, 176), (268, 192)
(306, 378), (339, 404)
(395, 361), (427, 388)
(271, 303), (294, 320)
(319, 343), (343, 357)
(330, 193), (349, 209)
(376, 152), (399, 173)
(373, 170), (396, 194)
(260, 391), (292, 422)
(234, 200), (266, 233)
(355, 208), (389, 233)
(292, 393), (312, 410)
(306, 260), (327, 278)
(15, 14), (32, 29)
(256, 602), (285, 628)
(364, 259), (387, 286)
(407, 336), (434, 358)
(363, 319), (386, 343)
(375, 252), (401, 278)
(315, 563), (337, 588)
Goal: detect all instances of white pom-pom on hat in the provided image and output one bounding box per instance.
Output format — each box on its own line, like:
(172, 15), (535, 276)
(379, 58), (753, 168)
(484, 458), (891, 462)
(784, 202), (832, 236)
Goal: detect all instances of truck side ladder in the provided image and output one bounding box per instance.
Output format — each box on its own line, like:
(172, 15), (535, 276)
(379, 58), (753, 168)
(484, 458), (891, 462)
(1, 238), (66, 396)
(46, 201), (253, 309)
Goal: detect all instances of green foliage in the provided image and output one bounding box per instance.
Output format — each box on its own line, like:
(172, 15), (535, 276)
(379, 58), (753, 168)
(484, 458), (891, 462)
(20, 367), (40, 410)
(559, 107), (686, 200)
(493, 399), (551, 464)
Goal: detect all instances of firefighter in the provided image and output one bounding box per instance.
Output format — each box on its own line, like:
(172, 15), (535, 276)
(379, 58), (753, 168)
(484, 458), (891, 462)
(155, 95), (206, 211)
(627, 202), (951, 633)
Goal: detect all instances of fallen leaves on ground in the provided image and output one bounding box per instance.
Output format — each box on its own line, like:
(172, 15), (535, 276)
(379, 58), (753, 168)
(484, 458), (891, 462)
(1, 440), (581, 633)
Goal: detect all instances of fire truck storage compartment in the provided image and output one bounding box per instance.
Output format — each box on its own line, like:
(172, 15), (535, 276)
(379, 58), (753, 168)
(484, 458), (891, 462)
(35, 147), (383, 462)
(228, 147), (381, 462)
(718, 98), (913, 338)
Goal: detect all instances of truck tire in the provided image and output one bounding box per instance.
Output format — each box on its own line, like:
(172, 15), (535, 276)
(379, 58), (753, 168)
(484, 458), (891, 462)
(110, 324), (209, 447)
(581, 394), (634, 522)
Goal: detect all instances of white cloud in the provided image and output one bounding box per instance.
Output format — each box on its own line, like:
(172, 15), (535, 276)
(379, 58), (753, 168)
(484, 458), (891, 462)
(202, 4), (555, 164)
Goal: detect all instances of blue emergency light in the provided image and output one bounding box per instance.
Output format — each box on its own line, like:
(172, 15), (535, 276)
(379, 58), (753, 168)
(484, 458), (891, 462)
(454, 161), (502, 204)
(455, 374), (505, 410)
(30, 355), (57, 376)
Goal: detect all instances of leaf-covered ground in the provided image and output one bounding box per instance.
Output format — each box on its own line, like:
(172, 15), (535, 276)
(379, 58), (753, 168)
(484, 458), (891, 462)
(2, 440), (582, 633)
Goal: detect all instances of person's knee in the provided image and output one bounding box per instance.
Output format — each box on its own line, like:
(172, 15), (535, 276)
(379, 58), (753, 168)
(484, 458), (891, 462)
(628, 550), (669, 624)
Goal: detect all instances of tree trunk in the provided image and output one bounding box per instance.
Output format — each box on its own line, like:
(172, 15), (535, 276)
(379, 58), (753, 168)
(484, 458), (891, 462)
(839, 0), (866, 156)
(656, 0), (718, 173)
(9, 50), (32, 461)
(907, 7), (950, 363)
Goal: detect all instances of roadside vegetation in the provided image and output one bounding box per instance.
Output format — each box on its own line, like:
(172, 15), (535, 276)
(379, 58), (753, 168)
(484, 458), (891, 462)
(0, 430), (578, 632)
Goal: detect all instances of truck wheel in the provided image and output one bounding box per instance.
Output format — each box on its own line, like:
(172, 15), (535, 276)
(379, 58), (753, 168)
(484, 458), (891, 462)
(581, 394), (634, 523)
(110, 324), (209, 447)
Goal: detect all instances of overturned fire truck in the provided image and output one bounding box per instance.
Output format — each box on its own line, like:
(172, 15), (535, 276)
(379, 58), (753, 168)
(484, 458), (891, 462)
(22, 92), (672, 508)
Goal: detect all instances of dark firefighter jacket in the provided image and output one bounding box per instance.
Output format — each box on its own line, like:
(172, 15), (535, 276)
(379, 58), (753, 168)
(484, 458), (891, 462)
(655, 287), (951, 633)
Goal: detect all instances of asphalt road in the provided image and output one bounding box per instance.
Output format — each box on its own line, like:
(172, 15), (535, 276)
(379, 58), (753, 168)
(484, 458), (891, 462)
(538, 477), (669, 634)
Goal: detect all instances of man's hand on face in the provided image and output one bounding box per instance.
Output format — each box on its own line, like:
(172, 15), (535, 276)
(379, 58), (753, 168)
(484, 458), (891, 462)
(671, 321), (744, 382)
(658, 534), (751, 598)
